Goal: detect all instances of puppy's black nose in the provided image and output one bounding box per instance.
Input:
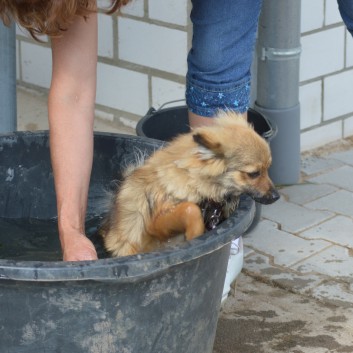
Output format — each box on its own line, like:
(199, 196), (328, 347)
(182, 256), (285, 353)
(269, 188), (280, 203)
(252, 188), (280, 205)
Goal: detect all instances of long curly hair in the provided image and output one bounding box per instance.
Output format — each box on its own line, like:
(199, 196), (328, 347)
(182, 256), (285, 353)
(0, 0), (131, 40)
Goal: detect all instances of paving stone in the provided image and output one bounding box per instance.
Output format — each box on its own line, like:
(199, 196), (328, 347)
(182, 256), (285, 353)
(305, 190), (353, 218)
(300, 215), (353, 248)
(329, 149), (353, 166)
(261, 198), (333, 233)
(280, 183), (337, 205)
(301, 156), (343, 176)
(243, 220), (331, 267)
(312, 279), (353, 308)
(308, 165), (353, 192)
(243, 252), (323, 294)
(293, 245), (353, 278)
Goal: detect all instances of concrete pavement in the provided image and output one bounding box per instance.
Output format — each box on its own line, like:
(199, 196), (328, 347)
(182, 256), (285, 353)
(16, 86), (353, 352)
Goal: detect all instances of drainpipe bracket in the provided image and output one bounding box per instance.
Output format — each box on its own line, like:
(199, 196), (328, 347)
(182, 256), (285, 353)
(260, 46), (302, 61)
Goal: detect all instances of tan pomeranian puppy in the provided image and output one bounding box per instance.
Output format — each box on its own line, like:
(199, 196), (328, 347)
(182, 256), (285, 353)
(101, 111), (279, 257)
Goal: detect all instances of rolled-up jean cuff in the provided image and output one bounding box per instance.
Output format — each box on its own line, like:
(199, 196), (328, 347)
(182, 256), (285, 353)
(185, 77), (251, 117)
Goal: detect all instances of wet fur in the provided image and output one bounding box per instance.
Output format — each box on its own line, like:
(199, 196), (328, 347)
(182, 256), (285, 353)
(101, 111), (278, 257)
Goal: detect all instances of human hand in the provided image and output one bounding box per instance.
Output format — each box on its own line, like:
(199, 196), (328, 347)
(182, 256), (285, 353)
(61, 231), (98, 261)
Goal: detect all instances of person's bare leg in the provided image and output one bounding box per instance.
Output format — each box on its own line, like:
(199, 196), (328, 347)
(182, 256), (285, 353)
(49, 14), (98, 261)
(188, 111), (215, 128)
(188, 111), (247, 128)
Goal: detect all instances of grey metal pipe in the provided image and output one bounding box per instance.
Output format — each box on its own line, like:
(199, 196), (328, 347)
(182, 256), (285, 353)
(0, 21), (17, 133)
(254, 0), (301, 185)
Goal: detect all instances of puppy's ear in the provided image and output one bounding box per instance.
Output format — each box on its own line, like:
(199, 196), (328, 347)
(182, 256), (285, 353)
(193, 131), (224, 158)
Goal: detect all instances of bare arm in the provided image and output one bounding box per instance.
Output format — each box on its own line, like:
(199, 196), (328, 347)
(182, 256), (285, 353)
(49, 13), (98, 261)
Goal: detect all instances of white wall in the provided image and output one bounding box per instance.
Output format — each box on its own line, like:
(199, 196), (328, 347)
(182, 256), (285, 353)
(300, 0), (353, 151)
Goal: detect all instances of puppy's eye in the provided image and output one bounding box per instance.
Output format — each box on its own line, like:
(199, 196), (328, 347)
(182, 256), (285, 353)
(247, 171), (261, 179)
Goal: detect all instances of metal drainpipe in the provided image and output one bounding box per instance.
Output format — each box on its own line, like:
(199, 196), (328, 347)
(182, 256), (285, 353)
(254, 0), (301, 185)
(0, 21), (17, 133)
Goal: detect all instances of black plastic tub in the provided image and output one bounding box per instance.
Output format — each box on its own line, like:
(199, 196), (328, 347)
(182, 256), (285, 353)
(0, 131), (254, 353)
(136, 105), (276, 232)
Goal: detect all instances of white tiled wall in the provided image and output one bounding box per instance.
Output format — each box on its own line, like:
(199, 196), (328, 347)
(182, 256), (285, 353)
(15, 0), (353, 152)
(300, 27), (345, 82)
(343, 115), (353, 137)
(300, 0), (353, 151)
(151, 77), (185, 108)
(301, 120), (342, 151)
(325, 0), (343, 25)
(20, 42), (52, 89)
(149, 0), (188, 26)
(98, 13), (114, 58)
(347, 35), (353, 66)
(118, 18), (187, 75)
(301, 0), (324, 33)
(299, 81), (322, 130)
(96, 62), (149, 116)
(121, 0), (144, 17)
(324, 70), (353, 121)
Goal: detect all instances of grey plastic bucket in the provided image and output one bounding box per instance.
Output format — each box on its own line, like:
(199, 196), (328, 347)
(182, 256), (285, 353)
(0, 131), (254, 353)
(136, 105), (276, 232)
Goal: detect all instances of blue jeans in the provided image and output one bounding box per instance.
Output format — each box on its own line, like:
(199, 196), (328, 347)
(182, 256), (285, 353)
(186, 0), (353, 118)
(186, 0), (263, 117)
(338, 0), (353, 36)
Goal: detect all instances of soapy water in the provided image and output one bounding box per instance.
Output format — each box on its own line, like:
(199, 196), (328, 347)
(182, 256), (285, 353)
(0, 217), (109, 261)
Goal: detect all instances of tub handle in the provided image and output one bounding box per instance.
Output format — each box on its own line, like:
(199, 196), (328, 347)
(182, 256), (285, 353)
(157, 99), (186, 111)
